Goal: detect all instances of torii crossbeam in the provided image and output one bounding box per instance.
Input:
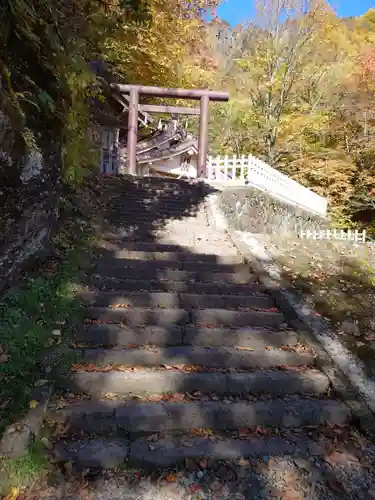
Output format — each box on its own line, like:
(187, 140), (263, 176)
(110, 83), (229, 177)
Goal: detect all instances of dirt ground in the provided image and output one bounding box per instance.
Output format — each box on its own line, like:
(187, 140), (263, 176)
(259, 235), (375, 378)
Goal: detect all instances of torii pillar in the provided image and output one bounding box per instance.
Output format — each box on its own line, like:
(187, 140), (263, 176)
(111, 84), (229, 177)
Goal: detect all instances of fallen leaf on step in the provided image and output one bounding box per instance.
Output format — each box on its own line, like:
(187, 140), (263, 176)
(103, 392), (117, 400)
(4, 487), (20, 500)
(29, 400), (39, 409)
(191, 428), (213, 437)
(114, 365), (133, 372)
(84, 364), (97, 372)
(170, 393), (186, 402)
(148, 394), (164, 402)
(325, 450), (359, 466)
(172, 364), (187, 371)
(101, 365), (113, 372)
(166, 473), (179, 482)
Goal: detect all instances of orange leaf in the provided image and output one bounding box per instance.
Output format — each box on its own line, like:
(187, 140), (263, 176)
(101, 365), (113, 372)
(115, 365), (132, 372)
(171, 392), (186, 402)
(148, 394), (164, 402)
(85, 364), (97, 372)
(166, 473), (178, 482)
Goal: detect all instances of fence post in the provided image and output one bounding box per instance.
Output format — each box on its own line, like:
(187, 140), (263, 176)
(232, 155), (236, 181)
(224, 154), (229, 181)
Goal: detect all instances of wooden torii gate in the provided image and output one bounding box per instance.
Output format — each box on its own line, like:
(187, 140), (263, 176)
(110, 84), (229, 177)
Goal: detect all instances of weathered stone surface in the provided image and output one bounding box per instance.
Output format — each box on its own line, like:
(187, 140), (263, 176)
(53, 398), (351, 434)
(85, 277), (264, 296)
(183, 325), (298, 347)
(116, 403), (168, 432)
(214, 399), (351, 429)
(129, 436), (297, 467)
(99, 240), (183, 252)
(182, 253), (243, 265)
(223, 294), (273, 309)
(191, 309), (284, 328)
(93, 266), (257, 284)
(63, 367), (328, 398)
(75, 324), (183, 346)
(54, 438), (128, 468)
(219, 186), (327, 236)
(180, 261), (248, 273)
(95, 257), (183, 271)
(80, 346), (313, 369)
(80, 291), (179, 309)
(227, 369), (329, 395)
(86, 306), (189, 326)
(63, 371), (227, 396)
(179, 293), (225, 309)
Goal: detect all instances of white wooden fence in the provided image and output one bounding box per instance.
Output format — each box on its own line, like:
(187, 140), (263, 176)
(300, 229), (367, 242)
(206, 154), (328, 217)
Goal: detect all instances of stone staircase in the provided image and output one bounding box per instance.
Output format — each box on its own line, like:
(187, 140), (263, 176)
(48, 176), (351, 470)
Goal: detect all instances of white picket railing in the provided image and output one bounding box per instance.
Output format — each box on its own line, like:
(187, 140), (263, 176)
(300, 229), (367, 243)
(206, 154), (328, 216)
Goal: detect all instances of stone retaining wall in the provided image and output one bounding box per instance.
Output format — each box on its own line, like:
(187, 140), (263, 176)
(219, 186), (328, 236)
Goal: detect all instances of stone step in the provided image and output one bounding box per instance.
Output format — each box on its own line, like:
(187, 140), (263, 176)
(190, 309), (284, 328)
(86, 307), (190, 325)
(94, 249), (243, 265)
(77, 346), (314, 368)
(183, 325), (297, 347)
(61, 368), (328, 397)
(79, 291), (273, 310)
(110, 194), (200, 203)
(126, 434), (335, 468)
(74, 324), (185, 346)
(52, 433), (334, 469)
(97, 240), (185, 252)
(91, 267), (259, 284)
(109, 203), (199, 213)
(51, 398), (350, 434)
(85, 307), (284, 328)
(94, 256), (247, 274)
(85, 278), (264, 295)
(74, 324), (297, 347)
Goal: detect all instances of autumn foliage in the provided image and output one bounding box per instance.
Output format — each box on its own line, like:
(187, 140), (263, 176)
(1, 0), (375, 231)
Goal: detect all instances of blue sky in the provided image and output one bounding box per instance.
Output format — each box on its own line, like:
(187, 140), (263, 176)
(217, 0), (374, 25)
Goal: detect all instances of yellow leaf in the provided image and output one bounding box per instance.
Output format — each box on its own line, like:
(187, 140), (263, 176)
(4, 487), (20, 500)
(29, 400), (39, 409)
